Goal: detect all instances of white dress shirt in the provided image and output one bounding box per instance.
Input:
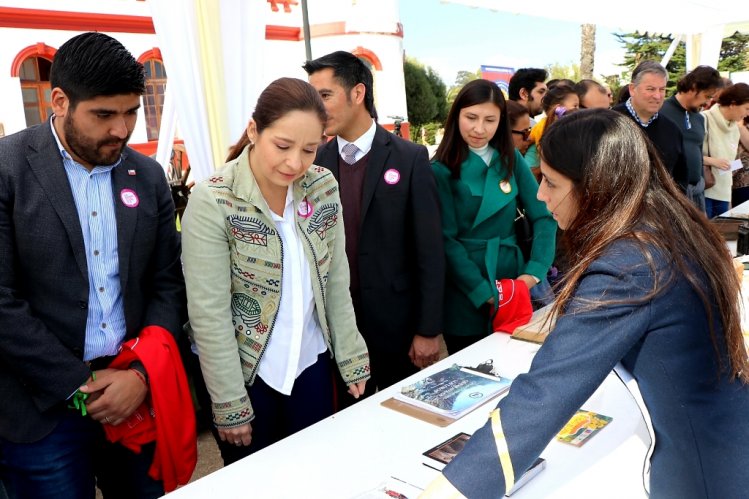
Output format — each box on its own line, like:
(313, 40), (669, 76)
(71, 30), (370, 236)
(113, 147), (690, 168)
(257, 187), (327, 395)
(336, 119), (377, 163)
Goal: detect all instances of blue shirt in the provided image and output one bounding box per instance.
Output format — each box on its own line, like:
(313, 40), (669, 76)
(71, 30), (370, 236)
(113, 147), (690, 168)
(50, 120), (127, 360)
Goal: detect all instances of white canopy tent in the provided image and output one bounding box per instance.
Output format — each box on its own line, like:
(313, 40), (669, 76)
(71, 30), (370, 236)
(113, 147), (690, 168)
(148, 0), (749, 180)
(149, 0), (266, 182)
(444, 0), (749, 69)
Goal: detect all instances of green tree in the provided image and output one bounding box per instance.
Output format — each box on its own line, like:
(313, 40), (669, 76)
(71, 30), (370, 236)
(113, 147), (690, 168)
(447, 69), (480, 104)
(426, 66), (448, 124)
(545, 62), (581, 81)
(719, 31), (749, 73)
(403, 59), (437, 128)
(615, 31), (686, 93)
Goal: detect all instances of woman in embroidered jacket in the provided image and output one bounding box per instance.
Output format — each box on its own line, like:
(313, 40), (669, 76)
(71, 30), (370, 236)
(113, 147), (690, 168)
(431, 79), (556, 353)
(421, 110), (749, 499)
(182, 78), (370, 464)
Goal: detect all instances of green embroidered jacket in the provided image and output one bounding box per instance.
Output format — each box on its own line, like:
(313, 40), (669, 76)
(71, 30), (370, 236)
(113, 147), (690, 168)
(182, 147), (370, 428)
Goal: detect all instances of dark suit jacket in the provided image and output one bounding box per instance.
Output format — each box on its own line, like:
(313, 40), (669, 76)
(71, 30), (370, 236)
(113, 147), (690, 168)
(315, 125), (444, 353)
(0, 121), (186, 443)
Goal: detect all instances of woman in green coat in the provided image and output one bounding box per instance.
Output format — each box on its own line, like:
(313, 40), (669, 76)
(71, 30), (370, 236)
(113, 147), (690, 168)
(432, 79), (556, 353)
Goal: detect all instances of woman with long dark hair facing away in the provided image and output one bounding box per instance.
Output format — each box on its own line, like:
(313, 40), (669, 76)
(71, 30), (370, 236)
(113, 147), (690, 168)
(421, 109), (748, 498)
(431, 79), (556, 353)
(181, 78), (369, 465)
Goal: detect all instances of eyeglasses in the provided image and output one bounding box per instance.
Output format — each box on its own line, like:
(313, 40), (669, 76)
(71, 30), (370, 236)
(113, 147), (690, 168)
(684, 111), (691, 130)
(512, 128), (532, 141)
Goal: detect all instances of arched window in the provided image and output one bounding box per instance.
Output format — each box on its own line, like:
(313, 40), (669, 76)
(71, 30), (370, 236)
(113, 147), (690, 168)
(20, 57), (53, 127)
(142, 58), (167, 141)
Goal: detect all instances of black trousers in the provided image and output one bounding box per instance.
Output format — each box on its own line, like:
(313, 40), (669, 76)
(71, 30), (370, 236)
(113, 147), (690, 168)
(198, 352), (335, 466)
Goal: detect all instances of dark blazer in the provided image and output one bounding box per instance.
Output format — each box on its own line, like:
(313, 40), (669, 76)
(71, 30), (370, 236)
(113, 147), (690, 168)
(440, 240), (749, 498)
(315, 125), (444, 352)
(0, 121), (186, 443)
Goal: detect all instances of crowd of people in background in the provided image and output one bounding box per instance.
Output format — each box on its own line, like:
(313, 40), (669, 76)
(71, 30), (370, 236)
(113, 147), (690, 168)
(1, 31), (748, 499)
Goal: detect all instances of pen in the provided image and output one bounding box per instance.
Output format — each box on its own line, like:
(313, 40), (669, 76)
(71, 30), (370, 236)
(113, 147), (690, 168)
(422, 462), (442, 472)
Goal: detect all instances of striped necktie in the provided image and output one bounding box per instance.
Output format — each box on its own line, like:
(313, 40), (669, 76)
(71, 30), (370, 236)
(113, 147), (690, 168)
(341, 142), (359, 165)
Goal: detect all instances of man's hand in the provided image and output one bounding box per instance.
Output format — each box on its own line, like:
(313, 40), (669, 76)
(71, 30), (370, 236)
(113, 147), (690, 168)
(409, 335), (441, 369)
(347, 380), (367, 399)
(80, 368), (148, 426)
(218, 423), (252, 447)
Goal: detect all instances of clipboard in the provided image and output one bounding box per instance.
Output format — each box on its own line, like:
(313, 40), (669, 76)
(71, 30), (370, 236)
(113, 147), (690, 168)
(380, 397), (457, 427)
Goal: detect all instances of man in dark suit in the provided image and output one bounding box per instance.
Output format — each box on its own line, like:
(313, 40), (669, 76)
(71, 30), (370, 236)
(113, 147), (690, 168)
(0, 33), (185, 498)
(304, 51), (445, 397)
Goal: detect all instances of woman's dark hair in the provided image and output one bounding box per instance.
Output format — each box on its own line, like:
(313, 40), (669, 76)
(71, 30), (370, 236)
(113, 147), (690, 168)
(541, 85), (577, 129)
(434, 79), (515, 180)
(50, 32), (145, 108)
(226, 78), (327, 161)
(539, 109), (747, 382)
(506, 100), (530, 129)
(616, 85), (631, 104)
(717, 82), (749, 107)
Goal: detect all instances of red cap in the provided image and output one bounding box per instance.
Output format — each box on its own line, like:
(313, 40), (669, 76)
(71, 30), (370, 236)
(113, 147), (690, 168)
(492, 279), (533, 334)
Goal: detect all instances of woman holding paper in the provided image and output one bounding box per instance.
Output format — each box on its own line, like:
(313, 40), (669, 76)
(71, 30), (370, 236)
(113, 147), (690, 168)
(421, 109), (749, 499)
(702, 82), (749, 218)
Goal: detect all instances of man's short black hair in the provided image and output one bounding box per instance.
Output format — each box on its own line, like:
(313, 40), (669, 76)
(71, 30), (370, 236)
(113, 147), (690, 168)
(508, 68), (548, 101)
(302, 51), (378, 120)
(50, 32), (145, 108)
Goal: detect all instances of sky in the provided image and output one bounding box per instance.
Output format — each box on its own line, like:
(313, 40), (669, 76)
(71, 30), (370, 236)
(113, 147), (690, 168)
(398, 0), (628, 86)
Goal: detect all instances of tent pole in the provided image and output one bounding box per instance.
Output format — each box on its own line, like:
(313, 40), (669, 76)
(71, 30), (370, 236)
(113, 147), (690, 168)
(301, 0), (312, 61)
(660, 34), (681, 68)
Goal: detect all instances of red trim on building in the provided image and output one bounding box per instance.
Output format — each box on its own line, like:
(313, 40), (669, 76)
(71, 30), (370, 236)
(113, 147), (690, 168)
(128, 139), (186, 160)
(351, 47), (383, 71)
(137, 48), (163, 64)
(266, 25), (301, 41)
(267, 0), (299, 13)
(0, 8), (403, 43)
(10, 43), (57, 77)
(0, 7), (155, 34)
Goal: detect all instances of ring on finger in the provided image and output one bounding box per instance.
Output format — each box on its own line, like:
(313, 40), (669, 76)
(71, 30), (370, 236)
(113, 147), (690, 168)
(105, 416), (111, 424)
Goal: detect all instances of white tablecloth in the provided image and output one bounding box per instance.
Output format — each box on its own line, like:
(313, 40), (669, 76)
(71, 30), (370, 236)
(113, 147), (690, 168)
(166, 334), (652, 499)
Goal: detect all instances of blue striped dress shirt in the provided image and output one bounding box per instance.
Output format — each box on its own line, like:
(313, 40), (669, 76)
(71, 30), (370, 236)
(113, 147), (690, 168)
(50, 121), (127, 360)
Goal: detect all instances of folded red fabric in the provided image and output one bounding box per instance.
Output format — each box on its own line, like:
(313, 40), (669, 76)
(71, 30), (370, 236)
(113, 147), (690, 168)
(492, 279), (533, 334)
(104, 326), (197, 492)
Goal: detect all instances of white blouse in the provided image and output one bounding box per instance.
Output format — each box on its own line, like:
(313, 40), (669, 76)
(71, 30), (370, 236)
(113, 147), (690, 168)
(257, 187), (327, 395)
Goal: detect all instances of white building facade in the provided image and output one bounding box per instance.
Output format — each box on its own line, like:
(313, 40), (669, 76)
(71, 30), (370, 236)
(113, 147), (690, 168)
(0, 0), (411, 156)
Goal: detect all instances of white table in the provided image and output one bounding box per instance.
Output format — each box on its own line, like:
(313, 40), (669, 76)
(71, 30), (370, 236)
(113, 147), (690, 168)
(722, 198), (749, 218)
(167, 334), (651, 499)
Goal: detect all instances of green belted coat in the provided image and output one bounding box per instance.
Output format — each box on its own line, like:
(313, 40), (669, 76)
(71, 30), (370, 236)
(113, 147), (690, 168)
(432, 149), (556, 337)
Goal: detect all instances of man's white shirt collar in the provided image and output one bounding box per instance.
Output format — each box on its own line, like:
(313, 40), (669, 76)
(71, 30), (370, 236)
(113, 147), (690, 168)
(336, 119), (376, 163)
